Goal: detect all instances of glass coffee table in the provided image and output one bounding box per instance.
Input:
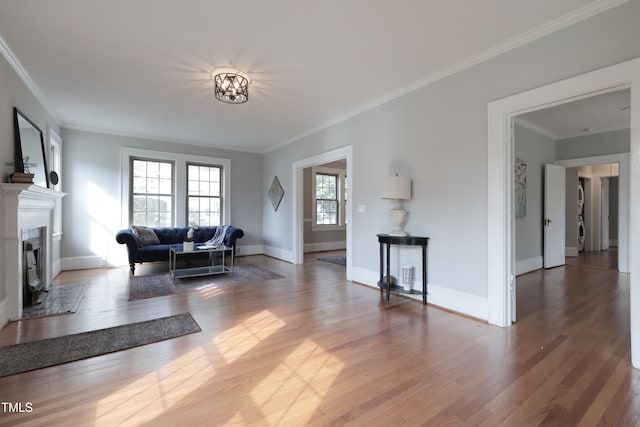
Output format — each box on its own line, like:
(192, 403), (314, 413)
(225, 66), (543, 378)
(169, 245), (233, 283)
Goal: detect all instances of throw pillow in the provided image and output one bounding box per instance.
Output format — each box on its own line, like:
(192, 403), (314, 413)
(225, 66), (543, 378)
(131, 226), (160, 247)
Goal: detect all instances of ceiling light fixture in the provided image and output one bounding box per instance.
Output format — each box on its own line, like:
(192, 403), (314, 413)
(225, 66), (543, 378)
(212, 70), (250, 104)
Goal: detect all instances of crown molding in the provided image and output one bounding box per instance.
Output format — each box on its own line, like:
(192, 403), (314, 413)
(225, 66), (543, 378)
(514, 117), (559, 140)
(62, 123), (264, 154)
(268, 0), (630, 153)
(0, 35), (61, 124)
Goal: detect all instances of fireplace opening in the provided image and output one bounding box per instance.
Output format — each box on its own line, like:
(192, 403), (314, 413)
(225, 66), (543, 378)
(23, 228), (45, 306)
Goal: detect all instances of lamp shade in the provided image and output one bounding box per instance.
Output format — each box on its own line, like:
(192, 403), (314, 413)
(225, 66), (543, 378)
(382, 175), (411, 200)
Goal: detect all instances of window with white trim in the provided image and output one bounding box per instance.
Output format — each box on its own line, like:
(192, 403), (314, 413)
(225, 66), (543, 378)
(187, 163), (222, 226)
(312, 166), (346, 229)
(130, 158), (174, 227)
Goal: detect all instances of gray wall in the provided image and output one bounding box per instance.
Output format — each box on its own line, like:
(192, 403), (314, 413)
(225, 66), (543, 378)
(514, 124), (556, 263)
(60, 128), (263, 264)
(0, 53), (60, 303)
(556, 128), (630, 160)
(262, 0), (640, 300)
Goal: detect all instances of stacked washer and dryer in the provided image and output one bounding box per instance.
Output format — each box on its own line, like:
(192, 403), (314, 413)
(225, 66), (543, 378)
(577, 179), (586, 252)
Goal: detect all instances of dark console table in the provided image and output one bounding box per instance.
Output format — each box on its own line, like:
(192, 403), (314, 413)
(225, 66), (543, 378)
(377, 234), (429, 304)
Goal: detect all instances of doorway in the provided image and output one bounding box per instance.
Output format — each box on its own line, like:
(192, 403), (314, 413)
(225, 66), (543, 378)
(291, 146), (353, 280)
(487, 57), (640, 368)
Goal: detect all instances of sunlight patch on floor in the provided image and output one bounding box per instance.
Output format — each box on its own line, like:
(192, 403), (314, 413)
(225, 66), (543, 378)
(246, 338), (344, 425)
(95, 346), (216, 425)
(214, 310), (286, 364)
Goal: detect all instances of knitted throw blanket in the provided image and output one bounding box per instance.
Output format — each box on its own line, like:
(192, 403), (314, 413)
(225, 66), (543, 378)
(205, 225), (229, 247)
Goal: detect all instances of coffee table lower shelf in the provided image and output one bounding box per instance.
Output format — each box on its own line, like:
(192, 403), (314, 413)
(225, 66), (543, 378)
(173, 265), (232, 280)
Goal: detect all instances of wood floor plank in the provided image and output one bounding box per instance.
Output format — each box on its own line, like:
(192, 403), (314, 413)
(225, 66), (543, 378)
(0, 250), (638, 425)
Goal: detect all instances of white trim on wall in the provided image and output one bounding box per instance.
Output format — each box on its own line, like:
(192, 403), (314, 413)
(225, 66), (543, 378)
(515, 256), (543, 276)
(487, 56), (640, 368)
(292, 146), (353, 280)
(352, 266), (488, 321)
(304, 241), (347, 253)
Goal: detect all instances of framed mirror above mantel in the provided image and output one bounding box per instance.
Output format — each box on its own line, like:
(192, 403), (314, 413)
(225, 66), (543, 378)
(12, 107), (50, 188)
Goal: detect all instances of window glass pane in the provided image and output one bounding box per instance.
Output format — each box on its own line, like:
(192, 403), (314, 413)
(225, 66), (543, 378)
(160, 162), (172, 179)
(147, 162), (159, 177)
(133, 176), (146, 193)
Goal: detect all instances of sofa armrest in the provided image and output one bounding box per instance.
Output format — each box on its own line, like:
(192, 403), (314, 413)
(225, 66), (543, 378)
(224, 226), (244, 250)
(115, 229), (140, 262)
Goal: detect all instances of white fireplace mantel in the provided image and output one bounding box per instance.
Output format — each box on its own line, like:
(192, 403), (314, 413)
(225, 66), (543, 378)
(0, 184), (66, 323)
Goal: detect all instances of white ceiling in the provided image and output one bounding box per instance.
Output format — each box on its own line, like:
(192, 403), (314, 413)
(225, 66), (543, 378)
(0, 0), (626, 152)
(517, 89), (631, 140)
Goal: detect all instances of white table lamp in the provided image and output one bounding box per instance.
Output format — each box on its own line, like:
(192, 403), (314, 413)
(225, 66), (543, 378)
(382, 174), (412, 236)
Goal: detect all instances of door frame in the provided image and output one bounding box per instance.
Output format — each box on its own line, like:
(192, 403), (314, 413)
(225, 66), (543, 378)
(291, 145), (353, 280)
(487, 57), (640, 368)
(556, 155), (629, 268)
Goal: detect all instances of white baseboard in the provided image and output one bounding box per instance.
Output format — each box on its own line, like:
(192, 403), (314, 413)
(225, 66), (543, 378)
(515, 256), (542, 275)
(352, 267), (488, 321)
(61, 256), (108, 271)
(235, 245), (264, 256)
(565, 246), (579, 257)
(0, 298), (8, 330)
(263, 246), (294, 263)
(304, 241), (346, 253)
(52, 259), (62, 278)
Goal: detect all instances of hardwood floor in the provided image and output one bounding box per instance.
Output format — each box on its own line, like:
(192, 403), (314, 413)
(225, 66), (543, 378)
(0, 250), (638, 426)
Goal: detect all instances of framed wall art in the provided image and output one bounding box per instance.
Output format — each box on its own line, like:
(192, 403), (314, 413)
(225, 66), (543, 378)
(268, 176), (284, 211)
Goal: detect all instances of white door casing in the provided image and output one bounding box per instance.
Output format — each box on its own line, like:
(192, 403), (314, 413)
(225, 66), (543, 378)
(487, 56), (640, 368)
(602, 178), (610, 250)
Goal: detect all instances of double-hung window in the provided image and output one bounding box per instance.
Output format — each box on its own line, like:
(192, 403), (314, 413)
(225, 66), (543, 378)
(130, 158), (174, 227)
(312, 166), (346, 229)
(187, 163), (222, 226)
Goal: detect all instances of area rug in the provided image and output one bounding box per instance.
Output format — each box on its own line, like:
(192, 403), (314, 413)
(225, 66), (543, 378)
(318, 255), (346, 266)
(129, 264), (284, 301)
(0, 313), (201, 378)
(21, 283), (87, 320)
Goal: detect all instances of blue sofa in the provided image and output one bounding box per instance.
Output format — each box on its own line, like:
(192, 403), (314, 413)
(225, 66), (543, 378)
(116, 226), (244, 274)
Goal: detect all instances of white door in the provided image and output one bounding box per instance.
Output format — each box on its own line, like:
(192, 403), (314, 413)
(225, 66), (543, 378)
(602, 177), (610, 250)
(544, 164), (566, 268)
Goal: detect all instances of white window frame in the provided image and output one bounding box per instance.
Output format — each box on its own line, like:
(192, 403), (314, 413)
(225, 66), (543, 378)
(121, 147), (231, 228)
(186, 162), (224, 227)
(129, 157), (175, 227)
(311, 166), (346, 231)
(47, 126), (63, 236)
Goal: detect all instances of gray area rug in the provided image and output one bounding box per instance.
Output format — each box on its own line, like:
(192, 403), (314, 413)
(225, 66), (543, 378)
(0, 313), (201, 378)
(318, 255), (346, 266)
(21, 283), (87, 319)
(129, 264), (284, 301)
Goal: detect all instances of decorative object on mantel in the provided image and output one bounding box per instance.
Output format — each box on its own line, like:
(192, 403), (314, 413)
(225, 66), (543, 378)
(13, 107), (50, 188)
(49, 170), (59, 186)
(9, 171), (35, 184)
(382, 174), (412, 236)
(212, 69), (250, 104)
(7, 156), (36, 183)
(268, 175), (284, 211)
